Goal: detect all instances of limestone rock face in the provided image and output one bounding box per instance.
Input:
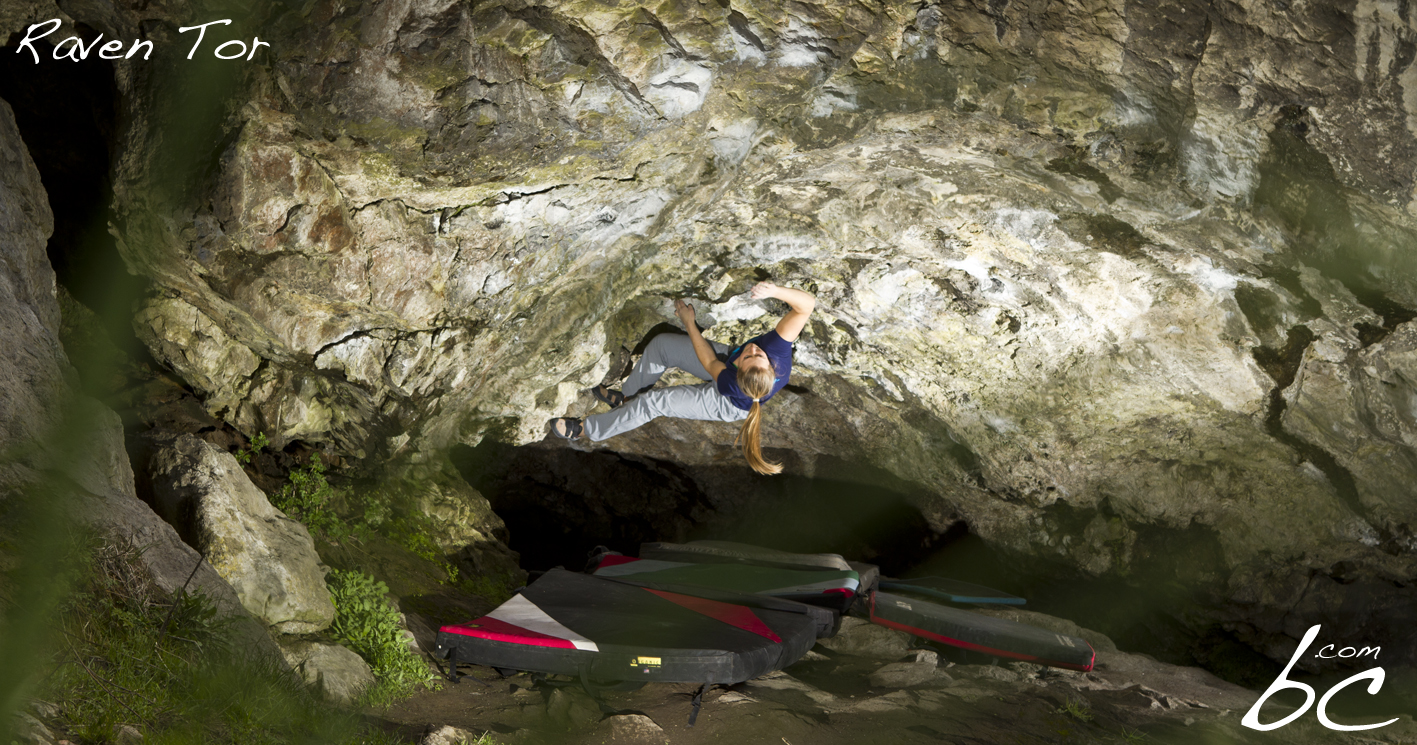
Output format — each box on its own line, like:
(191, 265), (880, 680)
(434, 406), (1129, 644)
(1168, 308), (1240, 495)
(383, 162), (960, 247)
(56, 0), (1417, 664)
(278, 639), (375, 705)
(366, 457), (520, 575)
(0, 96), (65, 491)
(147, 433), (336, 633)
(1284, 320), (1417, 545)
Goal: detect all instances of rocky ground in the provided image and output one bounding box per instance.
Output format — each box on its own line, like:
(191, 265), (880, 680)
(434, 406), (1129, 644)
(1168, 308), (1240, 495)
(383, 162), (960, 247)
(377, 615), (1416, 745)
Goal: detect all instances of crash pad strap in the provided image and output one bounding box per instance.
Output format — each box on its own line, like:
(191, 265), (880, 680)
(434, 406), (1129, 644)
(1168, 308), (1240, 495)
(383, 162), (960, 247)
(688, 683), (709, 727)
(444, 645), (460, 683)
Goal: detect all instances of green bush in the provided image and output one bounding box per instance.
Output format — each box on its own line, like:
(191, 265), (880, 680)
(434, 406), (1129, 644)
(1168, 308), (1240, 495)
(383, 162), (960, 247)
(272, 454), (345, 537)
(325, 569), (437, 706)
(272, 457), (408, 549)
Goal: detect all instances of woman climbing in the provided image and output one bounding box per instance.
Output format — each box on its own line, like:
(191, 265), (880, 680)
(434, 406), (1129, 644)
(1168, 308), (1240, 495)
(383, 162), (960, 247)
(550, 281), (816, 476)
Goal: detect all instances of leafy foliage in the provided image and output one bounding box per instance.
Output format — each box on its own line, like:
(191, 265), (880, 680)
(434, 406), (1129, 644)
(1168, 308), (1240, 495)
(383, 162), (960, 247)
(271, 453), (344, 536)
(385, 513), (440, 562)
(270, 456), (434, 560)
(234, 431), (269, 465)
(326, 569), (437, 706)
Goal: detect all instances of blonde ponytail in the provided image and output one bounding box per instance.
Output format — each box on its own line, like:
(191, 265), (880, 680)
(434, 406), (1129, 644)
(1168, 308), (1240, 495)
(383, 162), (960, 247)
(736, 366), (782, 475)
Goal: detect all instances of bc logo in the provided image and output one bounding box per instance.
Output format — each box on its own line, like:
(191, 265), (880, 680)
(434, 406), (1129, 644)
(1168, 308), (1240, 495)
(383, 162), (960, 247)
(1242, 625), (1398, 732)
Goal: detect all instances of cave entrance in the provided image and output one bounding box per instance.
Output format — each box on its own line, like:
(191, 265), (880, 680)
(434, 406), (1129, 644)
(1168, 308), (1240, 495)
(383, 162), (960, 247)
(1, 30), (146, 350)
(451, 440), (953, 576)
(449, 439), (1303, 692)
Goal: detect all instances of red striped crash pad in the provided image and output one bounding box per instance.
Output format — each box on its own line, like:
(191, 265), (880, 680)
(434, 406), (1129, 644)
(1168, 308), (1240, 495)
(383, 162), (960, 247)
(869, 590), (1095, 672)
(434, 569), (819, 684)
(591, 554), (860, 615)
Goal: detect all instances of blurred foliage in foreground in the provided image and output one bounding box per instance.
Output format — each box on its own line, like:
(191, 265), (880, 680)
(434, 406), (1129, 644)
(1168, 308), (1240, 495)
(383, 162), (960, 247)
(0, 421), (411, 744)
(5, 529), (410, 744)
(41, 536), (337, 743)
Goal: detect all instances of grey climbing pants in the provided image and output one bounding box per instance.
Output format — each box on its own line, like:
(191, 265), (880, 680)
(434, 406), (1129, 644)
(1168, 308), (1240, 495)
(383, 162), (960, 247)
(583, 333), (748, 442)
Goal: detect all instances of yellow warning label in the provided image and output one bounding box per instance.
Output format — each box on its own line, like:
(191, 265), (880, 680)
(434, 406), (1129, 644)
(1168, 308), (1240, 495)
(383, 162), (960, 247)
(631, 656), (662, 667)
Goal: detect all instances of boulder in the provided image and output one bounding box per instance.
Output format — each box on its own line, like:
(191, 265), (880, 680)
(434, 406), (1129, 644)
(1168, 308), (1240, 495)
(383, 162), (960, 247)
(63, 418), (284, 661)
(420, 725), (480, 745)
(967, 665), (1022, 684)
(546, 687), (601, 728)
(869, 661), (941, 689)
(279, 639), (375, 705)
(146, 432), (335, 633)
(843, 691), (915, 714)
(815, 617), (911, 659)
(744, 670), (823, 694)
(9, 712), (54, 745)
(363, 458), (523, 579)
(601, 714), (664, 742)
(114, 724), (143, 745)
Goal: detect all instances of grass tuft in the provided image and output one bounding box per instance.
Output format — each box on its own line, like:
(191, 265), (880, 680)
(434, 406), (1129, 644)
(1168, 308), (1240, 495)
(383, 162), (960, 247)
(1056, 696), (1094, 723)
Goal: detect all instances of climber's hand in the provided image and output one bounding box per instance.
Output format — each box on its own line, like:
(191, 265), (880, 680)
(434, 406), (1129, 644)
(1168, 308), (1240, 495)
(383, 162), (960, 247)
(674, 298), (696, 326)
(749, 281), (779, 300)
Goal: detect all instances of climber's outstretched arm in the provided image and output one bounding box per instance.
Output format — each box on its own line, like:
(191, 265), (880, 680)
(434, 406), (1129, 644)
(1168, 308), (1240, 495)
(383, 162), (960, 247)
(674, 299), (728, 380)
(751, 282), (816, 343)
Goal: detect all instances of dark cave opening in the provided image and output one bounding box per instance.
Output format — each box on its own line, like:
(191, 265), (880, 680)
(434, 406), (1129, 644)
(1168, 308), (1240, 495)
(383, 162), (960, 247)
(450, 440), (1416, 701)
(450, 439), (1186, 636)
(450, 439), (951, 576)
(1, 32), (149, 352)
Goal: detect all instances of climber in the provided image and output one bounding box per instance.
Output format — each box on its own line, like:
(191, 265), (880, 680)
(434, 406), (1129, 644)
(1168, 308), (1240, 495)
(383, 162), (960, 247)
(550, 281), (816, 476)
